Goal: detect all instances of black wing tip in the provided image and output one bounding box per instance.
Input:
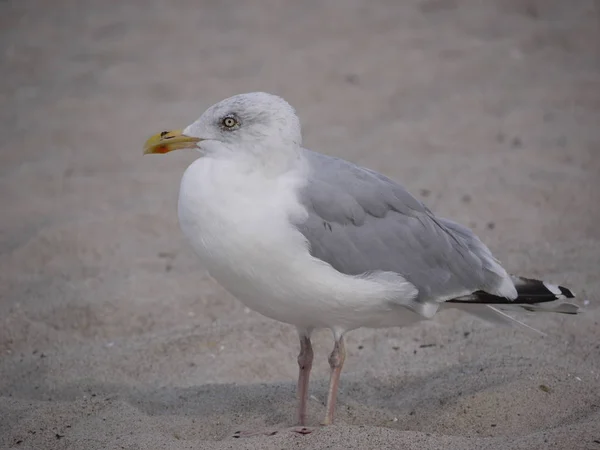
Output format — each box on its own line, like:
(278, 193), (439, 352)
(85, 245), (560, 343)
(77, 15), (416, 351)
(558, 285), (575, 299)
(448, 281), (577, 305)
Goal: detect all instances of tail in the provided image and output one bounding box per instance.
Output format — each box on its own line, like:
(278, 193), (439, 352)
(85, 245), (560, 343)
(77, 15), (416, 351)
(446, 276), (580, 335)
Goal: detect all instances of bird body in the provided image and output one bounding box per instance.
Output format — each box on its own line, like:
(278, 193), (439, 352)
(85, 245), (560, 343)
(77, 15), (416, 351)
(178, 151), (420, 331)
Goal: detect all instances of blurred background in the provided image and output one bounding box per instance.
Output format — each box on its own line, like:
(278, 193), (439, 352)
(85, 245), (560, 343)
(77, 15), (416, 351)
(1, 1), (599, 449)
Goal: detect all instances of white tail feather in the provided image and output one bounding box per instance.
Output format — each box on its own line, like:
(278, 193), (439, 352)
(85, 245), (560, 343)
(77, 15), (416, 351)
(446, 303), (546, 336)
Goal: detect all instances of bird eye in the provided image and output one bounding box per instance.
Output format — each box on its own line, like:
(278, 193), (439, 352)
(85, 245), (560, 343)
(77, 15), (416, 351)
(221, 116), (238, 129)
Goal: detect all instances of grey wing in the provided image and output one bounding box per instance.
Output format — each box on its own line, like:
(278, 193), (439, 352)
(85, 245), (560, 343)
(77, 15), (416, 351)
(294, 149), (512, 303)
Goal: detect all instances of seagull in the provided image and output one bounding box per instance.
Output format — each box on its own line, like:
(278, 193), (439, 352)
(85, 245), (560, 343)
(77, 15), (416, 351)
(143, 92), (579, 430)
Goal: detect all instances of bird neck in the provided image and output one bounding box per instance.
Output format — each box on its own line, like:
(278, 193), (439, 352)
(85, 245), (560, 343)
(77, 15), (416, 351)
(213, 141), (304, 178)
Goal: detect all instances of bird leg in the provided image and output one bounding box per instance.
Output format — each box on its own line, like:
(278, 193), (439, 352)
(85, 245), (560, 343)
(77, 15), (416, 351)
(296, 330), (314, 426)
(231, 331), (316, 439)
(321, 334), (346, 426)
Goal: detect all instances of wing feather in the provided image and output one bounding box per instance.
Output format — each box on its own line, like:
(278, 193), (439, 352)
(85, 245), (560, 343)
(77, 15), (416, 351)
(294, 150), (514, 303)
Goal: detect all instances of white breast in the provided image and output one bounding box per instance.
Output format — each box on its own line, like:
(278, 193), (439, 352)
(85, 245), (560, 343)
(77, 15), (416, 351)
(177, 156), (418, 331)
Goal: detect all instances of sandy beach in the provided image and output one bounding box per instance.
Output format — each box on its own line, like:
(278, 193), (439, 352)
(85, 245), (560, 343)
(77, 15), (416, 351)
(1, 0), (599, 448)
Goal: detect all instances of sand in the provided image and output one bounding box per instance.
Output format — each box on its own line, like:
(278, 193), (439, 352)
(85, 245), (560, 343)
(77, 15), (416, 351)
(1, 0), (599, 448)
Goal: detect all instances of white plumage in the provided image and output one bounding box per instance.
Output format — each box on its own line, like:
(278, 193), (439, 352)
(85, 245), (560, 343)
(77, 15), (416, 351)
(177, 135), (422, 332)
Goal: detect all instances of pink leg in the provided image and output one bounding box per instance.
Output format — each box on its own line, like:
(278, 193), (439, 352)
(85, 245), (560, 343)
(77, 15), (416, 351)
(231, 332), (314, 440)
(321, 334), (346, 426)
(297, 330), (314, 426)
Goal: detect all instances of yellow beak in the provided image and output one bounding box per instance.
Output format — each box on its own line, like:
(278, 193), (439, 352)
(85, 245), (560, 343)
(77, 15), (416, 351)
(143, 129), (201, 155)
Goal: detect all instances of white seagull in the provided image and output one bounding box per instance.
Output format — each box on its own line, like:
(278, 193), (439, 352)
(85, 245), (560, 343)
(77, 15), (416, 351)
(143, 92), (579, 431)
